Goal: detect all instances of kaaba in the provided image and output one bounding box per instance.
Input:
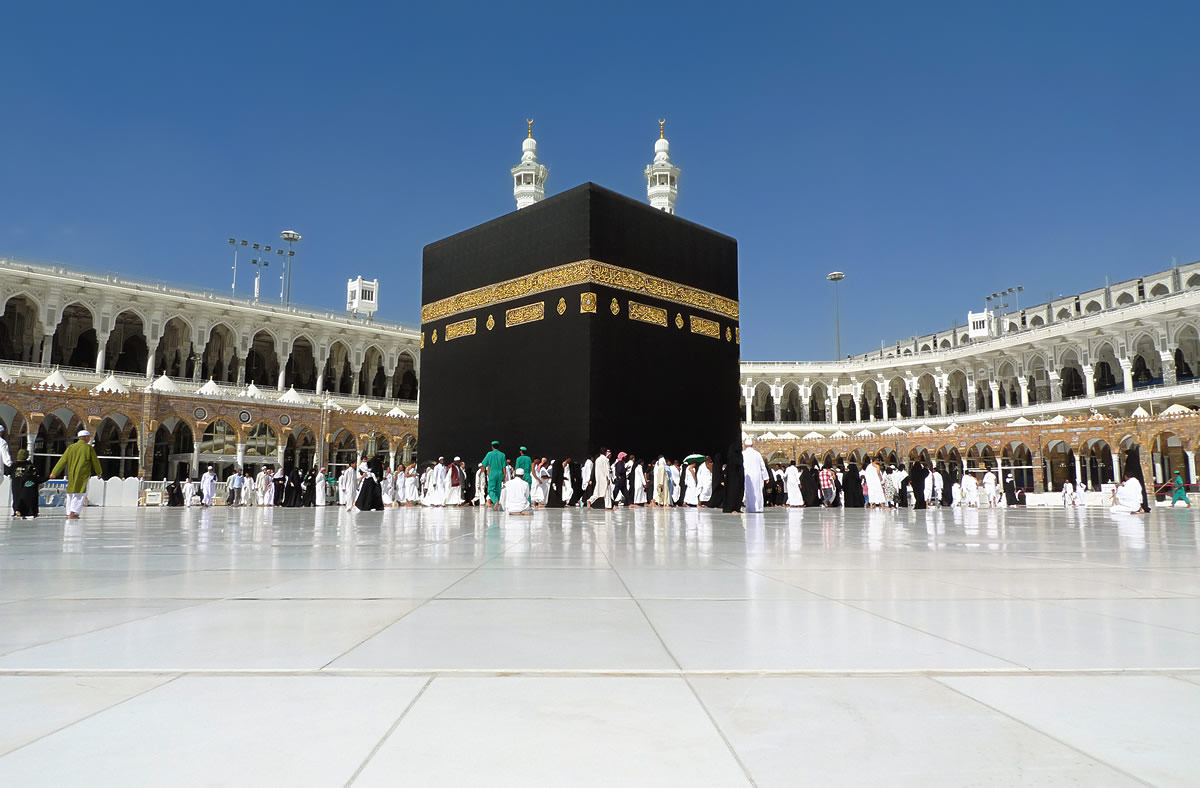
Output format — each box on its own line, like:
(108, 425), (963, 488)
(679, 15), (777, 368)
(419, 182), (740, 463)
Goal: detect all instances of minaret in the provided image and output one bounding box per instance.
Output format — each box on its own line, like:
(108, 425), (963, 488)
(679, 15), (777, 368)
(511, 120), (548, 209)
(644, 120), (680, 214)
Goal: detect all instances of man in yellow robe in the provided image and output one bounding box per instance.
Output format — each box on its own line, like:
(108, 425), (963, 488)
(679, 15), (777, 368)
(50, 429), (103, 520)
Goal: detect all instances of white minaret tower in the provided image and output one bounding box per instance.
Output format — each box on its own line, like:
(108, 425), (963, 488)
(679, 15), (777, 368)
(511, 120), (548, 209)
(644, 120), (680, 214)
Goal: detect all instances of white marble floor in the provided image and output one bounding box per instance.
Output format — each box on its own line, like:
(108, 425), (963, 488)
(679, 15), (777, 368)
(0, 503), (1197, 786)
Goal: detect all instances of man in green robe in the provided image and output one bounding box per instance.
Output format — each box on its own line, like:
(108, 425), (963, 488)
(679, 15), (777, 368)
(50, 428), (103, 520)
(481, 441), (507, 511)
(515, 447), (533, 508)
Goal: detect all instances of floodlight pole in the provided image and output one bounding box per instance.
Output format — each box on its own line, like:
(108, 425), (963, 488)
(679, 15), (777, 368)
(827, 271), (846, 359)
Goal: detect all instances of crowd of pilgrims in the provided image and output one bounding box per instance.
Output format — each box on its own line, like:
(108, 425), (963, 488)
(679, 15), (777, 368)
(327, 441), (1039, 513)
(164, 465), (329, 508)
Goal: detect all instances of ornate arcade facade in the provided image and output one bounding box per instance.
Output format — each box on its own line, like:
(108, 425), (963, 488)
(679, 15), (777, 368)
(739, 261), (1200, 499)
(0, 258), (420, 481)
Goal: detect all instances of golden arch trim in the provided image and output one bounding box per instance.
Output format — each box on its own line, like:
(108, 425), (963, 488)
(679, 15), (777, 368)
(506, 301), (545, 327)
(420, 259), (738, 323)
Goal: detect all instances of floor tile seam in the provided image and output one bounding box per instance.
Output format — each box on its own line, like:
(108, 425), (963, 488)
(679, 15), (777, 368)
(1039, 598), (1200, 637)
(2, 667), (1199, 678)
(0, 672), (182, 759)
(0, 598), (214, 659)
(835, 598), (1032, 670)
(343, 675), (435, 787)
(598, 537), (687, 674)
(929, 676), (1157, 787)
(430, 546), (513, 600)
(681, 674), (758, 787)
(316, 596), (442, 671)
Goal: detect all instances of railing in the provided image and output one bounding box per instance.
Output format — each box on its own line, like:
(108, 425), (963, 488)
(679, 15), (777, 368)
(743, 284), (1200, 366)
(744, 379), (1200, 435)
(1, 256), (421, 333)
(1, 360), (419, 413)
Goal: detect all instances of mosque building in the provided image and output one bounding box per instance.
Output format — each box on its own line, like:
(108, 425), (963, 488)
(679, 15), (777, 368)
(2, 124), (1198, 503)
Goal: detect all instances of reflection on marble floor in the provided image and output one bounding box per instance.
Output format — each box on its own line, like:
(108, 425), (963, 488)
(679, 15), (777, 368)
(0, 505), (1196, 785)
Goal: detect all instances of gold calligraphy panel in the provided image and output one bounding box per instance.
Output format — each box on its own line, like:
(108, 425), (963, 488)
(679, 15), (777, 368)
(505, 301), (545, 327)
(445, 317), (476, 341)
(628, 301), (667, 327)
(421, 259), (738, 323)
(690, 315), (720, 339)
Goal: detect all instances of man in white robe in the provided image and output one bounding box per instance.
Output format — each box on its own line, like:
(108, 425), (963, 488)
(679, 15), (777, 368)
(200, 466), (217, 507)
(339, 464), (358, 512)
(580, 457), (594, 507)
(696, 459), (713, 506)
(588, 450), (611, 508)
(240, 470), (255, 506)
(182, 477), (197, 506)
(982, 469), (998, 507)
(255, 466), (271, 506)
(785, 461), (803, 506)
(315, 467), (328, 506)
(652, 457), (670, 506)
(1110, 474), (1145, 514)
(1061, 480), (1075, 507)
(504, 468), (532, 515)
(961, 472), (979, 507)
(864, 460), (885, 509)
(742, 438), (770, 513)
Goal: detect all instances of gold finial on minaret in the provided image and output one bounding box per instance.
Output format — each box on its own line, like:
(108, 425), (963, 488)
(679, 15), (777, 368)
(658, 119), (665, 139)
(527, 119), (534, 138)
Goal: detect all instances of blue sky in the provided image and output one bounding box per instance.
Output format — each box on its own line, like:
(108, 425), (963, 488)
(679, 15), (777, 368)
(2, 1), (1197, 360)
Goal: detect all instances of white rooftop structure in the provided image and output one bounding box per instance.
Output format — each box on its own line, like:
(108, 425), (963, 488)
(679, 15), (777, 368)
(644, 120), (680, 214)
(511, 121), (548, 210)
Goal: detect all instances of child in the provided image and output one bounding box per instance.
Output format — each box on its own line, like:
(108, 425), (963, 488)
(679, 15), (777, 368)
(11, 449), (43, 519)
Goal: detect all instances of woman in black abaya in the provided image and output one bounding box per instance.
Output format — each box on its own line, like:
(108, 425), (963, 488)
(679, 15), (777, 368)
(842, 463), (864, 507)
(721, 441), (745, 513)
(800, 465), (820, 507)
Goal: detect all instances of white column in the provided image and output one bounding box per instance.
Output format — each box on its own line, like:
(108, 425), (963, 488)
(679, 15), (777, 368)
(939, 388), (947, 416)
(40, 330), (55, 366)
(190, 445), (200, 478)
(1160, 351), (1177, 385)
(94, 333), (110, 373)
(385, 373), (394, 399)
(1186, 450), (1197, 485)
(1018, 377), (1029, 407)
(1083, 365), (1096, 398)
(1073, 452), (1083, 487)
(827, 397), (835, 424)
(1048, 371), (1062, 402)
(989, 382), (1000, 411)
(388, 450), (396, 472)
(742, 386), (752, 424)
(1119, 359), (1134, 393)
(236, 443), (246, 469)
(276, 367), (286, 392)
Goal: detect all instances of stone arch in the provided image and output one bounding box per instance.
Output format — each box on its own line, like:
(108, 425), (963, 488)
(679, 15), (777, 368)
(1029, 315), (1045, 327)
(394, 350), (419, 400)
(1093, 342), (1121, 393)
(946, 370), (968, 414)
(1130, 333), (1161, 386)
(1173, 324), (1199, 381)
(780, 383), (802, 422)
(1078, 437), (1115, 491)
(1115, 291), (1135, 306)
(1043, 439), (1075, 492)
(244, 422), (279, 460)
(198, 418), (239, 477)
(0, 405), (29, 461)
(360, 345), (387, 398)
(966, 442), (996, 475)
(202, 323), (239, 383)
(328, 429), (358, 477)
(751, 382), (775, 422)
(284, 426), (316, 471)
(914, 373), (937, 417)
(907, 446), (931, 467)
(94, 415), (139, 478)
(1084, 300), (1103, 314)
(325, 340), (354, 395)
(105, 309), (148, 374)
(34, 407), (86, 477)
(245, 329), (281, 387)
(0, 293), (44, 363)
(1151, 430), (1189, 495)
(50, 302), (98, 368)
(808, 381), (828, 422)
(1056, 307), (1071, 320)
(1149, 282), (1170, 298)
(1002, 441), (1034, 491)
(940, 338), (951, 349)
(155, 316), (194, 378)
(885, 377), (908, 419)
(996, 361), (1019, 408)
(860, 379), (882, 420)
(1187, 273), (1200, 289)
(285, 334), (319, 391)
(1026, 355), (1049, 405)
(935, 444), (961, 479)
(1058, 348), (1086, 399)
